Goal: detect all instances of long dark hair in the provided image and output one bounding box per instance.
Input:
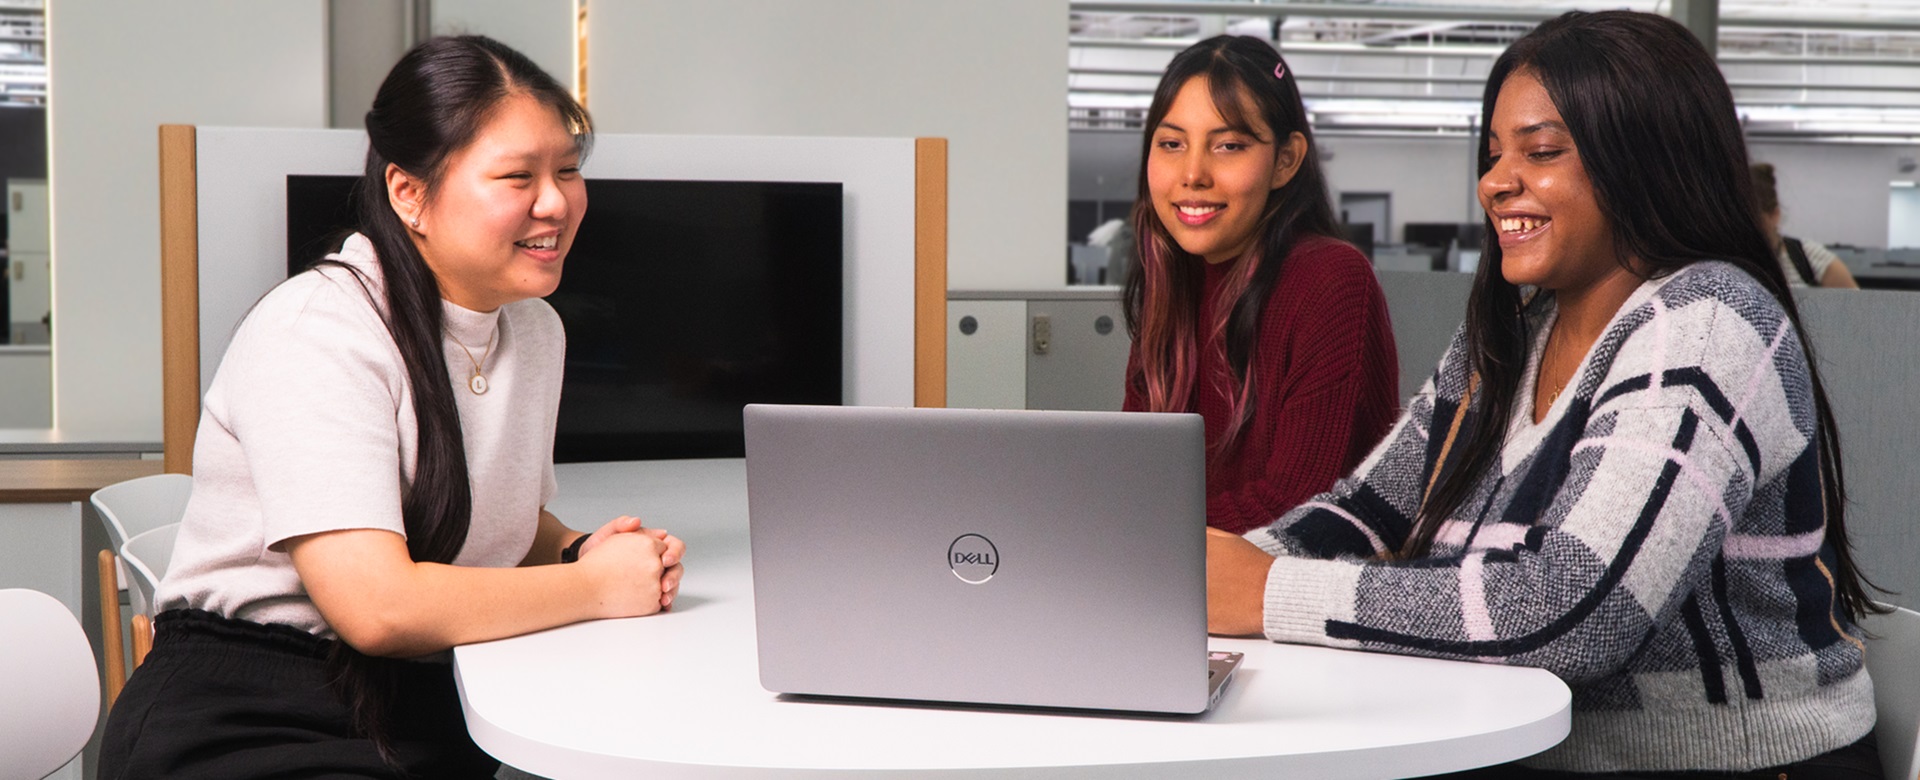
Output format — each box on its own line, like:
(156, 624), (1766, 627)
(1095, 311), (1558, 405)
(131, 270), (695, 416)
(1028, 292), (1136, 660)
(1407, 10), (1881, 621)
(323, 35), (590, 765)
(1122, 35), (1340, 459)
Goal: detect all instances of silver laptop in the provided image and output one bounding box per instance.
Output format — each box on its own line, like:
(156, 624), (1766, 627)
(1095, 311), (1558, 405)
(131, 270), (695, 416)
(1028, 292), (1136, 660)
(743, 404), (1241, 715)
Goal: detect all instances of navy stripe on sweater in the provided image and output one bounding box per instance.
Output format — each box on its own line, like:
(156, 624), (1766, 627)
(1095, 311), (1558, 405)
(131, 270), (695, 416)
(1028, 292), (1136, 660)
(1325, 409), (1704, 655)
(1712, 555), (1765, 700)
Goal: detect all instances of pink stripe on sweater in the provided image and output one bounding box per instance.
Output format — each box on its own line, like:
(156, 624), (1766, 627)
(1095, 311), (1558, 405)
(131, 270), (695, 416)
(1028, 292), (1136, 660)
(1723, 528), (1825, 559)
(1572, 435), (1734, 529)
(1459, 553), (1498, 641)
(1470, 521), (1532, 550)
(1649, 297), (1669, 408)
(1731, 320), (1791, 438)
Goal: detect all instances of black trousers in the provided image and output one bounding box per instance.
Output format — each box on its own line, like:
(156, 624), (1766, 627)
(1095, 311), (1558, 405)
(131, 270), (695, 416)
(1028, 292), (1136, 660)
(100, 609), (500, 779)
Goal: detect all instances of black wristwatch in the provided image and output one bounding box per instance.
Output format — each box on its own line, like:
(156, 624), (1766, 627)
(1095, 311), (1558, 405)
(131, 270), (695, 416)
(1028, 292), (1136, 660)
(560, 533), (590, 563)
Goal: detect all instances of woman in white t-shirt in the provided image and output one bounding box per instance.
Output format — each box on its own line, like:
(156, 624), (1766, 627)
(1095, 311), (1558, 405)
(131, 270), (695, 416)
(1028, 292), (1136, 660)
(101, 36), (683, 779)
(1751, 162), (1860, 289)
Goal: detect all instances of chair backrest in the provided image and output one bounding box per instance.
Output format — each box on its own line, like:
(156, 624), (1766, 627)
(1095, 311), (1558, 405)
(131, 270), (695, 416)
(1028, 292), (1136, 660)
(121, 523), (181, 620)
(0, 589), (100, 780)
(1866, 604), (1920, 780)
(90, 472), (193, 552)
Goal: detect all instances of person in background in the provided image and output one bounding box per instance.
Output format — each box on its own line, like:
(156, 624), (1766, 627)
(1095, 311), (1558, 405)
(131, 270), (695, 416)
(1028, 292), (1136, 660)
(1122, 34), (1399, 534)
(1206, 11), (1884, 777)
(1752, 162), (1860, 289)
(101, 36), (685, 778)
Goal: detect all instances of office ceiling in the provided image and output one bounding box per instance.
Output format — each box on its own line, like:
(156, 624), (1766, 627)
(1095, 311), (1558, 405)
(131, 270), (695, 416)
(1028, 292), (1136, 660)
(0, 0), (44, 108)
(1069, 0), (1920, 141)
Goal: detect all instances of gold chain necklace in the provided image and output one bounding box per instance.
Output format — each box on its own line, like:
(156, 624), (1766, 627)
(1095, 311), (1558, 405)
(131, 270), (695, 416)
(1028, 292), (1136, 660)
(452, 328), (497, 395)
(1541, 327), (1573, 410)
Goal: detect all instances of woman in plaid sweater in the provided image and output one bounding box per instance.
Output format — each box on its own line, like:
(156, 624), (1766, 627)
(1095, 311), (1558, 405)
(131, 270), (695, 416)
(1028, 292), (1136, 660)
(1206, 11), (1883, 777)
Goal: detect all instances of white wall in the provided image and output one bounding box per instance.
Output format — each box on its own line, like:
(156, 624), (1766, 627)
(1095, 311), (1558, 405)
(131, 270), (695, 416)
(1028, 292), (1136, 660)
(1750, 141), (1918, 249)
(432, 0), (576, 95)
(48, 0), (329, 437)
(587, 0), (1068, 292)
(1319, 135), (1476, 243)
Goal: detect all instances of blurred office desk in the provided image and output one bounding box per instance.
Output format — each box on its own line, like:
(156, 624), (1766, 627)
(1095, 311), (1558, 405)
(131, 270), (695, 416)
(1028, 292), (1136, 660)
(456, 459), (1572, 779)
(1851, 263), (1920, 291)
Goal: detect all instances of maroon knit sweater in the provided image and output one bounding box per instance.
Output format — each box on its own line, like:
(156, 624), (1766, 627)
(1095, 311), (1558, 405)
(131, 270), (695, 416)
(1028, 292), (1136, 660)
(1124, 236), (1400, 534)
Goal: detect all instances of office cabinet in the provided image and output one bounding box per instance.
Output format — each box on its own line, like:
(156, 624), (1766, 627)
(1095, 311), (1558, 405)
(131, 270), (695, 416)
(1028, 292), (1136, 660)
(947, 300), (1026, 410)
(1025, 298), (1128, 411)
(948, 290), (1129, 412)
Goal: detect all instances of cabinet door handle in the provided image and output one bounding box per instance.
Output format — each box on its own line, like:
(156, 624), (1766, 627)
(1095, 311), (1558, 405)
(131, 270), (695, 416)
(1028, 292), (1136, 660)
(1031, 315), (1051, 355)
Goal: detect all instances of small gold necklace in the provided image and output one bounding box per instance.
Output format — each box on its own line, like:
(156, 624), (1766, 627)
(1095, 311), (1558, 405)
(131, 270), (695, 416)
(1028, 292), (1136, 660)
(1541, 327), (1571, 411)
(452, 329), (497, 395)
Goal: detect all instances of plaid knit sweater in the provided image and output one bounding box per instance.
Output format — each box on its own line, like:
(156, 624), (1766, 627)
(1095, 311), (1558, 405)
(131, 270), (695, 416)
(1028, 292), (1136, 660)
(1247, 261), (1876, 772)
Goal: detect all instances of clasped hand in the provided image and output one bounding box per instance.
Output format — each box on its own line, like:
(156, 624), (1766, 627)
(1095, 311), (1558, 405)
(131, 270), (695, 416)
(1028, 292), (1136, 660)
(577, 516), (686, 613)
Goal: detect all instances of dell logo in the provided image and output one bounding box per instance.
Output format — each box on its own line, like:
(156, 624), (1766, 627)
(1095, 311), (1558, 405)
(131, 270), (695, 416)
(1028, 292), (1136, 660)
(948, 533), (999, 584)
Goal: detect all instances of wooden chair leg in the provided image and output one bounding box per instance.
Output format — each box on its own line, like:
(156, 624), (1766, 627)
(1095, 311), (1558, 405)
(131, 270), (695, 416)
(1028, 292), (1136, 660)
(98, 550), (126, 707)
(132, 614), (153, 669)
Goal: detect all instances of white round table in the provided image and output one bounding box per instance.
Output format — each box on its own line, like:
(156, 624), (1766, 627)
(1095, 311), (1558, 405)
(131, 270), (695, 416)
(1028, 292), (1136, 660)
(455, 459), (1571, 779)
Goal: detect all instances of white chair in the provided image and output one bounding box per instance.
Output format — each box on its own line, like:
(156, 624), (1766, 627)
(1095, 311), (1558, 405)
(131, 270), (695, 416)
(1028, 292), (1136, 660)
(1866, 604), (1920, 780)
(119, 523), (181, 670)
(89, 473), (191, 703)
(0, 589), (100, 780)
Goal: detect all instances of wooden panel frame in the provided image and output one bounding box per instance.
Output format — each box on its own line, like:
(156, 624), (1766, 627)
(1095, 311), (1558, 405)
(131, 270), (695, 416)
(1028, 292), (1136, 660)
(914, 138), (948, 409)
(162, 129), (947, 466)
(158, 125), (199, 475)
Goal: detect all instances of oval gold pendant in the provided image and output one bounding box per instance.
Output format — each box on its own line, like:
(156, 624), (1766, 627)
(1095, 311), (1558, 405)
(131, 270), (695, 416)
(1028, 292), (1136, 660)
(470, 374), (489, 395)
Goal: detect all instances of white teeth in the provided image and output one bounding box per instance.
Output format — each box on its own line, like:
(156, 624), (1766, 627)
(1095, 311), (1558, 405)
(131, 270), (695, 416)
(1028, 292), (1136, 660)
(1178, 205), (1222, 216)
(1499, 217), (1548, 234)
(516, 236), (558, 250)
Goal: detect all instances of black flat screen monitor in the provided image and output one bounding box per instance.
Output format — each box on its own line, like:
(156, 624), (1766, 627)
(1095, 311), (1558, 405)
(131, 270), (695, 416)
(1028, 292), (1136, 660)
(286, 175), (845, 463)
(1403, 222), (1486, 251)
(1402, 222), (1460, 249)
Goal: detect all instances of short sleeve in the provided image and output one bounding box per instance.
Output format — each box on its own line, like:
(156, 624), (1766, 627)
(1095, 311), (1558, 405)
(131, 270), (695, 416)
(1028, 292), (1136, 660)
(218, 278), (410, 551)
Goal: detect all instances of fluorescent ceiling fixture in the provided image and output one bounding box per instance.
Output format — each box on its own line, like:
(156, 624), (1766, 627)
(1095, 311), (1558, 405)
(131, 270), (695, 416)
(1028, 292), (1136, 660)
(1741, 104), (1920, 121)
(1312, 113), (1476, 128)
(1783, 121), (1920, 134)
(1279, 40), (1509, 57)
(1894, 181), (1917, 187)
(1305, 97), (1481, 114)
(1068, 93), (1156, 109)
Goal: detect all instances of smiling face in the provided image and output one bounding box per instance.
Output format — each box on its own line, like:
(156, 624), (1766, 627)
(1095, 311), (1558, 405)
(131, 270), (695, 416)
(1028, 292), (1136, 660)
(1146, 77), (1298, 265)
(1479, 70), (1626, 292)
(396, 91), (587, 312)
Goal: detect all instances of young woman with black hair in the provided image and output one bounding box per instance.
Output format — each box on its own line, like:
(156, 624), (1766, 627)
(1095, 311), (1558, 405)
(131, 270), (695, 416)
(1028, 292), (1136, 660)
(1205, 11), (1883, 777)
(1123, 35), (1399, 535)
(100, 36), (684, 778)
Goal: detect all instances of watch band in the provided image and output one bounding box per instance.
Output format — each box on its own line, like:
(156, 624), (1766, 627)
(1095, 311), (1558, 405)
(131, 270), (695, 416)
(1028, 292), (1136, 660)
(560, 533), (590, 564)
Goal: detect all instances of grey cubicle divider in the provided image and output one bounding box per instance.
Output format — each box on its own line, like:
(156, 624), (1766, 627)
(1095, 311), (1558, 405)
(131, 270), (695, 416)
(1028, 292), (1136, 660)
(1794, 288), (1920, 612)
(1376, 270), (1474, 406)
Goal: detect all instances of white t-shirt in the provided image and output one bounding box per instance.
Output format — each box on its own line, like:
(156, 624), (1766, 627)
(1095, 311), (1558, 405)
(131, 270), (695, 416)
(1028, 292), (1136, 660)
(1776, 237), (1840, 288)
(157, 233), (566, 638)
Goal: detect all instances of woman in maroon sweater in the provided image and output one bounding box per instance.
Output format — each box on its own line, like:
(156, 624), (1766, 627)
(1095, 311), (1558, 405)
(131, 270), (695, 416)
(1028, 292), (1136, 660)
(1122, 35), (1399, 534)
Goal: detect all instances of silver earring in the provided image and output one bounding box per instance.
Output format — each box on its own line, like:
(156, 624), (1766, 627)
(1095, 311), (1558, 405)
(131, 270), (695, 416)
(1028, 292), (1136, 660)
(410, 217), (420, 228)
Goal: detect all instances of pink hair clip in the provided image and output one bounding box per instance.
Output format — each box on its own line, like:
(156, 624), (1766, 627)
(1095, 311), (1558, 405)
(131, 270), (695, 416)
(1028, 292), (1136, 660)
(1274, 61), (1288, 79)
